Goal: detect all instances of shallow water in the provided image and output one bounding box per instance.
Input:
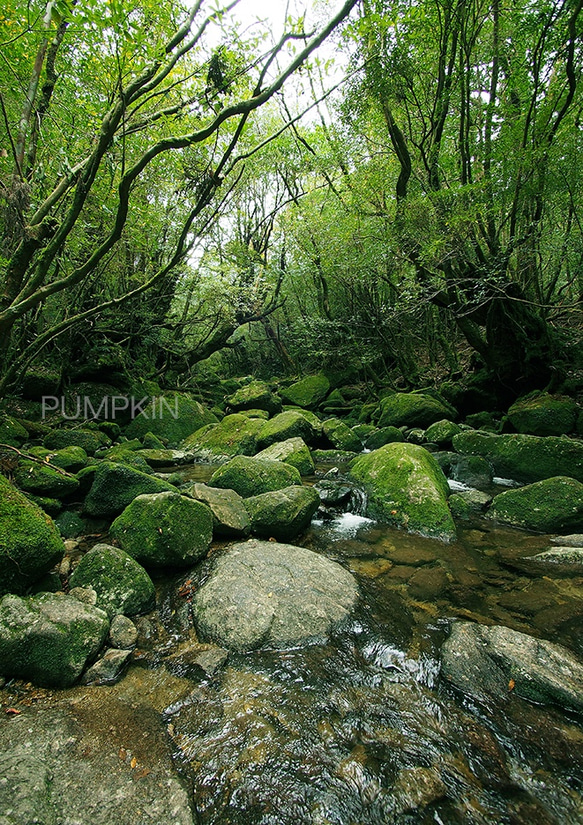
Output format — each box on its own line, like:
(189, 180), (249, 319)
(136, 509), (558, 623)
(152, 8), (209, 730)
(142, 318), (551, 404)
(5, 462), (583, 823)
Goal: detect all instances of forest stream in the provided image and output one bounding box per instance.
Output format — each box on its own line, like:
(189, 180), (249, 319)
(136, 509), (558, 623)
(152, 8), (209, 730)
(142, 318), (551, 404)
(1, 460), (582, 825)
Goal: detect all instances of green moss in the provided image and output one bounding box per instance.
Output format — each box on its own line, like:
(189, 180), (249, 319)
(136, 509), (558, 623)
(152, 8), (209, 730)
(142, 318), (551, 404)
(452, 431), (583, 483)
(254, 437), (315, 476)
(110, 491), (213, 568)
(507, 392), (578, 436)
(424, 419), (462, 445)
(244, 486), (321, 541)
(44, 428), (111, 455)
(83, 461), (174, 518)
(69, 543), (156, 617)
(349, 443), (456, 542)
(45, 446), (88, 473)
(13, 458), (80, 499)
(365, 426), (404, 450)
(280, 374), (330, 409)
(0, 415), (28, 446)
(256, 410), (321, 449)
(124, 395), (218, 445)
(225, 380), (282, 415)
(377, 392), (456, 429)
(489, 476), (583, 532)
(182, 413), (264, 461)
(142, 431), (166, 449)
(209, 455), (301, 498)
(322, 418), (362, 452)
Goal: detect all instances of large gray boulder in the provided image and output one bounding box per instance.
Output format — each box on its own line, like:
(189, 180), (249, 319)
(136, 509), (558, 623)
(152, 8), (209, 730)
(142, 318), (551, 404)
(441, 621), (583, 713)
(244, 485), (320, 541)
(187, 483), (251, 538)
(0, 592), (109, 687)
(0, 474), (65, 596)
(110, 491), (213, 568)
(193, 539), (358, 651)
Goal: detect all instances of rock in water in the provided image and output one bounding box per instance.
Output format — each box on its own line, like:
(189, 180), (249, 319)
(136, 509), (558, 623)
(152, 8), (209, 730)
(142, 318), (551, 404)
(441, 621), (583, 713)
(193, 539), (358, 651)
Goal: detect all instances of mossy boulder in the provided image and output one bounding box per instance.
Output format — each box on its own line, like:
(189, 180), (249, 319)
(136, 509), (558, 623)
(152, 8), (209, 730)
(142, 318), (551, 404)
(256, 410), (321, 450)
(280, 374), (330, 409)
(208, 455), (301, 498)
(124, 395), (218, 445)
(0, 592), (109, 687)
(142, 431), (166, 449)
(99, 446), (152, 473)
(254, 437), (315, 476)
(351, 424), (377, 443)
(452, 431), (583, 484)
(225, 380), (282, 416)
(187, 483), (250, 538)
(507, 392), (578, 436)
(322, 418), (362, 453)
(489, 476), (583, 533)
(21, 366), (60, 399)
(365, 426), (405, 451)
(44, 446), (88, 473)
(0, 415), (28, 446)
(424, 419), (462, 446)
(376, 392), (456, 429)
(181, 413), (264, 462)
(83, 462), (175, 518)
(348, 443), (456, 542)
(69, 544), (155, 617)
(13, 459), (80, 499)
(44, 428), (111, 456)
(55, 510), (86, 539)
(244, 485), (321, 541)
(0, 475), (65, 596)
(136, 449), (189, 468)
(110, 491), (213, 568)
(237, 408), (269, 420)
(449, 490), (492, 520)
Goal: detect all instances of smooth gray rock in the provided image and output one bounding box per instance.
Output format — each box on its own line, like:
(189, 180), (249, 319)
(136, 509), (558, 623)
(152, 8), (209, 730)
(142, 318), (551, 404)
(108, 614), (138, 649)
(187, 483), (250, 538)
(442, 621), (583, 713)
(80, 648), (132, 685)
(193, 539), (358, 652)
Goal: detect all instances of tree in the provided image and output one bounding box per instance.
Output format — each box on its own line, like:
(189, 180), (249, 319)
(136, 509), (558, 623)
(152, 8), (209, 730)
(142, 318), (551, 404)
(0, 0), (359, 392)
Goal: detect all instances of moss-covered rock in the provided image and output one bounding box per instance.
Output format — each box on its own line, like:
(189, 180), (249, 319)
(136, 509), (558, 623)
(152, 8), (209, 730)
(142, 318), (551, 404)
(0, 475), (65, 595)
(0, 415), (28, 446)
(449, 489), (492, 520)
(55, 510), (86, 539)
(44, 446), (88, 473)
(424, 419), (462, 446)
(364, 426), (405, 451)
(244, 485), (320, 541)
(124, 395), (218, 445)
(135, 449), (189, 468)
(312, 449), (357, 464)
(237, 408), (270, 420)
(13, 458), (80, 499)
(83, 462), (175, 518)
(225, 380), (282, 416)
(44, 428), (111, 456)
(280, 374), (330, 409)
(0, 592), (109, 687)
(507, 392), (578, 436)
(69, 543), (155, 617)
(489, 476), (583, 533)
(208, 455), (301, 498)
(348, 443), (456, 542)
(256, 410), (321, 450)
(142, 431), (166, 449)
(435, 452), (494, 490)
(351, 424), (377, 443)
(181, 413), (264, 462)
(99, 446), (152, 473)
(254, 437), (315, 476)
(322, 417), (362, 453)
(110, 491), (213, 568)
(452, 430), (583, 484)
(376, 392), (456, 429)
(21, 366), (60, 399)
(187, 483), (250, 538)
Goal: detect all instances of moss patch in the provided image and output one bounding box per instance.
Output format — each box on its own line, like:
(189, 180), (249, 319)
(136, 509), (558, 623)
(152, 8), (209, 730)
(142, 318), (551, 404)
(489, 476), (583, 533)
(209, 455), (301, 498)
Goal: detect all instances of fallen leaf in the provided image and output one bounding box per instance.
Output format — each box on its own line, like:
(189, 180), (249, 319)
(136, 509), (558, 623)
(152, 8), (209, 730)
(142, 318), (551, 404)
(508, 678), (515, 691)
(5, 707), (21, 716)
(130, 757), (138, 769)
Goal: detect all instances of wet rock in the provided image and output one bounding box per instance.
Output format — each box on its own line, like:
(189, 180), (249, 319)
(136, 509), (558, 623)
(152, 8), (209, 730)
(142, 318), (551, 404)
(108, 614), (138, 649)
(225, 379), (282, 416)
(452, 430), (583, 484)
(551, 534), (583, 547)
(164, 642), (228, 680)
(136, 448), (191, 467)
(0, 474), (65, 596)
(244, 485), (320, 541)
(449, 489), (492, 519)
(125, 394), (218, 445)
(69, 544), (155, 617)
(80, 647), (132, 685)
(312, 448), (358, 463)
(208, 455), (301, 498)
(0, 592), (109, 687)
(507, 392), (578, 436)
(279, 374), (330, 409)
(193, 539), (358, 651)
(376, 392), (456, 429)
(349, 443), (456, 542)
(441, 621), (583, 713)
(187, 482), (250, 538)
(0, 413), (28, 446)
(44, 427), (111, 455)
(254, 436), (315, 476)
(489, 476), (583, 533)
(393, 766), (447, 812)
(55, 510), (86, 538)
(83, 461), (174, 518)
(322, 417), (362, 453)
(181, 413), (263, 461)
(521, 547), (583, 577)
(407, 565), (449, 600)
(110, 491), (213, 568)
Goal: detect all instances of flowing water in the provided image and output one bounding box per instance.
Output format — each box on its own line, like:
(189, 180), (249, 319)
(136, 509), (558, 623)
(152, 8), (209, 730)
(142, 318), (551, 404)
(4, 462), (583, 824)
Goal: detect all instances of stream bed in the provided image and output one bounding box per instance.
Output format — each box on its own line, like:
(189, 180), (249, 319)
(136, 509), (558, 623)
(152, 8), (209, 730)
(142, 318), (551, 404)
(1, 462), (583, 824)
